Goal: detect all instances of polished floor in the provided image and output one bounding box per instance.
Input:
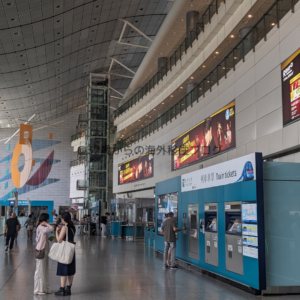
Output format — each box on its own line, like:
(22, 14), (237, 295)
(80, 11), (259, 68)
(0, 230), (299, 300)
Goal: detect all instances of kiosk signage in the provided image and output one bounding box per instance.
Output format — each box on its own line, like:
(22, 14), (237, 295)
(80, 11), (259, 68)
(181, 153), (256, 192)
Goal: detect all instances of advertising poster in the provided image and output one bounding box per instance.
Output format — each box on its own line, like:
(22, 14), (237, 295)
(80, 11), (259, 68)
(282, 49), (300, 126)
(171, 101), (236, 171)
(118, 152), (154, 185)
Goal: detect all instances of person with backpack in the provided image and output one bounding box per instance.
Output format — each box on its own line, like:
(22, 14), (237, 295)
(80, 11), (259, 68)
(25, 213), (35, 239)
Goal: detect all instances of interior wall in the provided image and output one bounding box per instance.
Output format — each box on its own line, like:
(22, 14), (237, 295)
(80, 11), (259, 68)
(0, 108), (85, 213)
(113, 2), (300, 195)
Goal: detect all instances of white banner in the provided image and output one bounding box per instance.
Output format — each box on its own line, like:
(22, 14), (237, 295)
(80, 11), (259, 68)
(70, 164), (85, 198)
(181, 153), (257, 192)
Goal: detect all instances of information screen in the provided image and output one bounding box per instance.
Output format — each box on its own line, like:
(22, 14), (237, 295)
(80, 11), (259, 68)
(118, 151), (154, 185)
(282, 49), (300, 126)
(171, 101), (236, 171)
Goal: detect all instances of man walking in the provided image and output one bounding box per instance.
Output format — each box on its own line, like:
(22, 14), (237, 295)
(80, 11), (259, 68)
(161, 212), (186, 270)
(5, 213), (19, 252)
(100, 212), (110, 236)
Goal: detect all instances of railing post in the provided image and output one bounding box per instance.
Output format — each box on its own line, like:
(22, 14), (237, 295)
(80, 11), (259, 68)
(276, 0), (279, 28)
(292, 0), (295, 13)
(264, 15), (267, 41)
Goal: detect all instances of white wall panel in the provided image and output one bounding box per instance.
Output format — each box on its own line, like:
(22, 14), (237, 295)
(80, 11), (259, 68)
(114, 5), (300, 195)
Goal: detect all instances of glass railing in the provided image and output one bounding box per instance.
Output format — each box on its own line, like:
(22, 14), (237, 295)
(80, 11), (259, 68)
(114, 0), (298, 151)
(70, 158), (85, 167)
(114, 0), (225, 119)
(71, 131), (85, 142)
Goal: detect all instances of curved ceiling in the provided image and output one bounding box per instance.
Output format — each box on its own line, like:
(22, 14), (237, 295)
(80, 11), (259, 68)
(0, 0), (174, 128)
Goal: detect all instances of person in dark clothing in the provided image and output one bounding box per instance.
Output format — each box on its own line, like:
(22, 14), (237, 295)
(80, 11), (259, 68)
(5, 213), (19, 252)
(55, 212), (76, 296)
(161, 212), (185, 270)
(100, 212), (110, 236)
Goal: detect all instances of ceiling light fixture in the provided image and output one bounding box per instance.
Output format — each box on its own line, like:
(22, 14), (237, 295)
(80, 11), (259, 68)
(181, 18), (184, 21)
(5, 114), (35, 144)
(162, 102), (164, 104)
(247, 14), (253, 18)
(271, 22), (276, 26)
(180, 86), (183, 89)
(170, 95), (174, 97)
(203, 65), (206, 68)
(230, 34), (235, 38)
(215, 51), (219, 54)
(190, 76), (194, 79)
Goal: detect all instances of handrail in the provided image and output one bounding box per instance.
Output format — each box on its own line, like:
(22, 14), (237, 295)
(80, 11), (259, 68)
(70, 158), (85, 167)
(114, 0), (298, 152)
(114, 0), (225, 119)
(71, 131), (85, 142)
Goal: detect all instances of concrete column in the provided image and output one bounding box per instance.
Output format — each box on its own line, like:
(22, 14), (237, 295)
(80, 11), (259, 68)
(186, 11), (199, 37)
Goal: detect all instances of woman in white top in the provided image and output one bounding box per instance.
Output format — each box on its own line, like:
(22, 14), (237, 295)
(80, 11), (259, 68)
(225, 124), (232, 148)
(34, 213), (54, 295)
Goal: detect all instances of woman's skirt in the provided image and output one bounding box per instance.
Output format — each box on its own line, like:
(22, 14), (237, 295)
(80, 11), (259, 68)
(34, 251), (50, 294)
(56, 252), (76, 276)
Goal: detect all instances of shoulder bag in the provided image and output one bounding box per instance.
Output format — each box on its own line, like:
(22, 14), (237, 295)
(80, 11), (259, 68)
(35, 226), (45, 259)
(48, 225), (75, 264)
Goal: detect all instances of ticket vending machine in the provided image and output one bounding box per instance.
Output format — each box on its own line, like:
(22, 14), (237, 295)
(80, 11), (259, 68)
(225, 201), (243, 275)
(188, 204), (199, 260)
(204, 203), (218, 267)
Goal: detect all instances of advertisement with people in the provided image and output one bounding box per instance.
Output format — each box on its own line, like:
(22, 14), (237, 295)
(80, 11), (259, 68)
(118, 152), (154, 185)
(171, 101), (236, 171)
(282, 48), (300, 126)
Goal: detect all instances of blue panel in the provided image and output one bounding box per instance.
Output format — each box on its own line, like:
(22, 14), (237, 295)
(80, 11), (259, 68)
(5, 169), (9, 176)
(4, 182), (8, 189)
(6, 144), (10, 152)
(155, 175), (262, 290)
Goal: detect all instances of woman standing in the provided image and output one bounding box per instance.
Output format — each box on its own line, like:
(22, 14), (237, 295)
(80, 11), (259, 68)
(55, 212), (76, 296)
(34, 213), (53, 295)
(25, 214), (35, 239)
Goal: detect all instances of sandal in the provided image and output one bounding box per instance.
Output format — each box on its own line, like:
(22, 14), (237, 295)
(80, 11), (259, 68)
(35, 292), (46, 295)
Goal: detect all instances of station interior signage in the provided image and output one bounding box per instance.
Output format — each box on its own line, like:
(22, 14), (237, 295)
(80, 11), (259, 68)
(171, 101), (236, 171)
(118, 152), (154, 185)
(282, 48), (300, 126)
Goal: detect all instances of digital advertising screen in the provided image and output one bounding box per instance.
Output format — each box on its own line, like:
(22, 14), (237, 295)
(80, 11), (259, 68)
(282, 49), (300, 126)
(171, 101), (236, 171)
(118, 152), (154, 185)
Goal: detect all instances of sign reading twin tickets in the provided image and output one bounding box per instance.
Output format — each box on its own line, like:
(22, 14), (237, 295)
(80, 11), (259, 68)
(171, 101), (236, 171)
(282, 48), (300, 126)
(118, 152), (154, 185)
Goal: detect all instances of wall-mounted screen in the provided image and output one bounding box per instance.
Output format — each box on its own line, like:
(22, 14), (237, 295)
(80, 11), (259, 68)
(282, 49), (300, 126)
(171, 101), (236, 171)
(118, 152), (154, 185)
(157, 192), (178, 236)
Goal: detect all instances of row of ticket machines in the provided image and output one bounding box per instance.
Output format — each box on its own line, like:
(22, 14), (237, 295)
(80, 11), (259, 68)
(188, 201), (243, 275)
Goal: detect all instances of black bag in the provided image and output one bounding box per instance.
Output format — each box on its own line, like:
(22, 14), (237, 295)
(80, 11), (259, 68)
(35, 249), (45, 259)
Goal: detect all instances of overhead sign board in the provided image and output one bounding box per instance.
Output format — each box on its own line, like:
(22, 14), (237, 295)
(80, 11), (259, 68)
(181, 153), (256, 192)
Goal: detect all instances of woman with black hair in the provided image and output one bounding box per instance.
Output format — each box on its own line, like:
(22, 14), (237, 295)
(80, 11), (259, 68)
(55, 212), (76, 296)
(34, 213), (54, 295)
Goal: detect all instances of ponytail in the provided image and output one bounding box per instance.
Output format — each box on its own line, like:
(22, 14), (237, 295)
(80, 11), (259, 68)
(61, 212), (75, 231)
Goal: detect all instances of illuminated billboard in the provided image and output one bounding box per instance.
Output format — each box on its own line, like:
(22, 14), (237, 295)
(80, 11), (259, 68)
(118, 152), (154, 185)
(171, 101), (236, 171)
(282, 49), (300, 126)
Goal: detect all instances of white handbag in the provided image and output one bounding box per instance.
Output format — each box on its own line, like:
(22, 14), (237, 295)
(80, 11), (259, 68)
(49, 225), (75, 264)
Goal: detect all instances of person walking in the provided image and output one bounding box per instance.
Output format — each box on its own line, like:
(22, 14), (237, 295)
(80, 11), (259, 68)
(4, 213), (19, 252)
(34, 213), (54, 295)
(161, 212), (186, 270)
(95, 213), (100, 235)
(100, 212), (110, 236)
(55, 212), (76, 296)
(25, 213), (35, 239)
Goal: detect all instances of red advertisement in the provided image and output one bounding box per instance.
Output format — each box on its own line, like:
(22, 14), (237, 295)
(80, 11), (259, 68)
(171, 101), (236, 171)
(282, 49), (300, 126)
(118, 152), (154, 185)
